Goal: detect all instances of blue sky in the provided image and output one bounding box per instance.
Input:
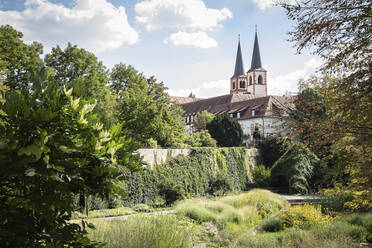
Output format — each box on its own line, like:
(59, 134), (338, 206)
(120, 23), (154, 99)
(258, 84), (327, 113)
(0, 0), (322, 97)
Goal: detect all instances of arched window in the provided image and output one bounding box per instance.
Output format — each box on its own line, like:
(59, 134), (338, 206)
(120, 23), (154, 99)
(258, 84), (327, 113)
(232, 82), (236, 89)
(258, 75), (263, 84)
(239, 81), (245, 88)
(249, 76), (252, 85)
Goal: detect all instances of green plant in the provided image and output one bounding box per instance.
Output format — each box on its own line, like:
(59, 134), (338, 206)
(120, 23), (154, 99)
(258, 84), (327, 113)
(260, 218), (284, 232)
(270, 142), (319, 194)
(88, 215), (195, 248)
(0, 69), (137, 247)
(207, 113), (244, 147)
(208, 172), (233, 196)
(279, 204), (332, 230)
(259, 136), (289, 168)
(252, 165), (271, 187)
(132, 203), (152, 212)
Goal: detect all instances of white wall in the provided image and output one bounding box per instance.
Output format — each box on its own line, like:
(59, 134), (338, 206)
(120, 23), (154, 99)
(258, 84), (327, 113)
(238, 117), (288, 140)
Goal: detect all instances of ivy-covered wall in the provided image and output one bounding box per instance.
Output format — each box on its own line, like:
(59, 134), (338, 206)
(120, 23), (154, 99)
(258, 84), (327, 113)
(122, 147), (258, 206)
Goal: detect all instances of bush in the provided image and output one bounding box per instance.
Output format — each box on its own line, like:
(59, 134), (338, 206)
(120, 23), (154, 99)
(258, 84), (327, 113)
(208, 173), (233, 196)
(271, 142), (319, 194)
(132, 204), (152, 213)
(279, 204), (332, 230)
(260, 218), (284, 232)
(252, 165), (271, 187)
(237, 189), (290, 217)
(259, 136), (289, 168)
(184, 130), (217, 147)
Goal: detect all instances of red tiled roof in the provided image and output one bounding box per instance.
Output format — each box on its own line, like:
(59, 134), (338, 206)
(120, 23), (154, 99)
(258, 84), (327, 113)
(180, 94), (294, 120)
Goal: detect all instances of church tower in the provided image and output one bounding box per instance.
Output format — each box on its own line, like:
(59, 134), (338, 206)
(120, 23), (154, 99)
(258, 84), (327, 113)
(230, 36), (248, 94)
(247, 29), (267, 96)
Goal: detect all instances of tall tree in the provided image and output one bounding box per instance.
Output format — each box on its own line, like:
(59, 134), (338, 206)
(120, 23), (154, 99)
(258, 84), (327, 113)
(0, 25), (43, 90)
(45, 43), (116, 125)
(110, 63), (185, 147)
(193, 110), (215, 132)
(280, 0), (371, 209)
(207, 113), (244, 147)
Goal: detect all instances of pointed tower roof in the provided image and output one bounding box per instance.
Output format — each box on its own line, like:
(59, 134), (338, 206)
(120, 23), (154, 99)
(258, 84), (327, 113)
(232, 36), (245, 77)
(249, 30), (264, 71)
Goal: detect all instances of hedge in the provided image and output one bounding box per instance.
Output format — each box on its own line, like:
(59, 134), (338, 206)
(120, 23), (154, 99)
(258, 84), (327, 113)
(122, 147), (258, 206)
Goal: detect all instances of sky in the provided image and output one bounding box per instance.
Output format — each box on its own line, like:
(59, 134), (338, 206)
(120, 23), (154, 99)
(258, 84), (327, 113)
(0, 0), (323, 98)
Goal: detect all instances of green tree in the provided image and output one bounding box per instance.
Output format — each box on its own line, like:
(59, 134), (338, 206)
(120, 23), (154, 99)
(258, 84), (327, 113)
(110, 63), (185, 147)
(279, 0), (371, 206)
(0, 68), (135, 247)
(45, 43), (116, 125)
(193, 110), (215, 132)
(184, 130), (217, 147)
(0, 25), (43, 90)
(207, 113), (244, 147)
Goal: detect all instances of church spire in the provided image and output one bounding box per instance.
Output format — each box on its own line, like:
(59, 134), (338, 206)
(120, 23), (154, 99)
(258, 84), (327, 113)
(233, 35), (245, 77)
(249, 28), (263, 71)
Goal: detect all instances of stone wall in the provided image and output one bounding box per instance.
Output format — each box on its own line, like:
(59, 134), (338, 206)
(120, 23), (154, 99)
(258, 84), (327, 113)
(136, 148), (191, 168)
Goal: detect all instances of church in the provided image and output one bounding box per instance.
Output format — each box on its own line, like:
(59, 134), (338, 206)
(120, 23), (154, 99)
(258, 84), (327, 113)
(170, 31), (293, 141)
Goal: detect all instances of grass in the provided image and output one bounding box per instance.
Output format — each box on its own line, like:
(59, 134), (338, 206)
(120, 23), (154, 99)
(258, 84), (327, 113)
(88, 215), (197, 248)
(175, 189), (288, 234)
(71, 207), (135, 219)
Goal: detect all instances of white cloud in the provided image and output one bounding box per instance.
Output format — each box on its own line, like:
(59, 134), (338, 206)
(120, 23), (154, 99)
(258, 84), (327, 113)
(168, 79), (229, 98)
(252, 0), (297, 11)
(164, 31), (217, 49)
(135, 0), (233, 31)
(0, 0), (139, 53)
(268, 58), (323, 95)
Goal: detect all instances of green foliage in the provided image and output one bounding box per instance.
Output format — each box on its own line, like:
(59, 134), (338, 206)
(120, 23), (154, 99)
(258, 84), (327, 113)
(252, 165), (271, 187)
(0, 25), (43, 90)
(259, 218), (284, 233)
(192, 110), (215, 132)
(121, 148), (257, 206)
(110, 63), (185, 147)
(0, 69), (136, 247)
(88, 215), (195, 248)
(45, 43), (116, 125)
(208, 172), (233, 196)
(184, 130), (217, 147)
(259, 136), (289, 168)
(71, 207), (135, 219)
(271, 142), (319, 194)
(207, 113), (244, 147)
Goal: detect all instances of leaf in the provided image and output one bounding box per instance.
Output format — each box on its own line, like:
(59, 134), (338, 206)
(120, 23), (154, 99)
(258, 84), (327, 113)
(25, 168), (36, 177)
(18, 144), (42, 160)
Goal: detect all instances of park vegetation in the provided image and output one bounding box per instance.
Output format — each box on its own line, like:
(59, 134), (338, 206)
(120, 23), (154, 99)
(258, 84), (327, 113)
(0, 0), (371, 246)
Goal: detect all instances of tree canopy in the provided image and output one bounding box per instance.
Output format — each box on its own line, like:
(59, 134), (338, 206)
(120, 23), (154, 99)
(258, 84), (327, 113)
(207, 113), (244, 147)
(110, 63), (185, 147)
(0, 25), (43, 90)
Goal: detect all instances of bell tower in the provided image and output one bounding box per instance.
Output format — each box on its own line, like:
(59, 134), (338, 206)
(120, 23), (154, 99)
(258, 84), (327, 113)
(247, 27), (267, 96)
(230, 35), (248, 94)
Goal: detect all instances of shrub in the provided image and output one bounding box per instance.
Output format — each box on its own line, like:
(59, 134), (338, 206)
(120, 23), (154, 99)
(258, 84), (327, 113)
(317, 188), (354, 213)
(271, 142), (319, 194)
(208, 173), (233, 196)
(260, 217), (284, 232)
(184, 130), (217, 147)
(279, 204), (332, 230)
(158, 177), (185, 206)
(132, 204), (152, 213)
(259, 136), (289, 168)
(252, 165), (271, 187)
(311, 221), (367, 242)
(237, 189), (290, 217)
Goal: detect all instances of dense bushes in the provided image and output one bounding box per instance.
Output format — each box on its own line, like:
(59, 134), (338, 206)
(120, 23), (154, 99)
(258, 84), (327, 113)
(123, 147), (257, 206)
(259, 137), (289, 168)
(270, 142), (319, 194)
